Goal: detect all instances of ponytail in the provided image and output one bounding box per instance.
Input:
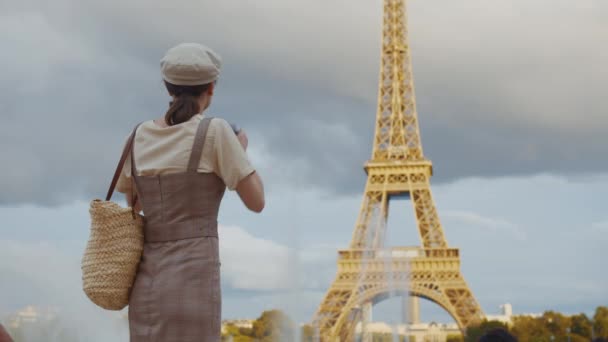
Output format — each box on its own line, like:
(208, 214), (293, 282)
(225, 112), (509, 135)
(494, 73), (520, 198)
(163, 81), (212, 125)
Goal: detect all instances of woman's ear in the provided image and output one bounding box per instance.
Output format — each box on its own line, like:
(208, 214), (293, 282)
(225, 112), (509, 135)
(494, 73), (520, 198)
(207, 82), (215, 96)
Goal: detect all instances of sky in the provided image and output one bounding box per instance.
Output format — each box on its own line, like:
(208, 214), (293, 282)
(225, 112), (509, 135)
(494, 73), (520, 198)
(0, 0), (607, 338)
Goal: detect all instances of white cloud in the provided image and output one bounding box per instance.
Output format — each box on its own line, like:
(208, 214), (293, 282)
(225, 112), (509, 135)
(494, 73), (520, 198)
(0, 228), (333, 330)
(299, 244), (343, 264)
(220, 225), (292, 290)
(591, 220), (608, 232)
(0, 13), (93, 90)
(1, 172), (608, 324)
(0, 240), (129, 342)
(0, 208), (317, 326)
(243, 135), (317, 192)
(443, 210), (527, 241)
(1, 0), (607, 205)
(9, 0), (606, 128)
(220, 225), (342, 291)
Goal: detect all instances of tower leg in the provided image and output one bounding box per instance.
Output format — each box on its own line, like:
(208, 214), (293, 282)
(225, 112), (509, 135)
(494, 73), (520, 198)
(404, 296), (420, 325)
(312, 282), (355, 341)
(361, 302), (373, 342)
(443, 284), (484, 328)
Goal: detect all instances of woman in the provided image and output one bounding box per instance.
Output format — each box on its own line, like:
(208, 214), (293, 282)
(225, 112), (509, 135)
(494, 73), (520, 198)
(116, 43), (265, 342)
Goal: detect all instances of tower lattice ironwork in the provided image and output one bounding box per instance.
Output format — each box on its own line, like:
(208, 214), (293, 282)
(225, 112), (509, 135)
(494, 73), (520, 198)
(311, 1), (484, 340)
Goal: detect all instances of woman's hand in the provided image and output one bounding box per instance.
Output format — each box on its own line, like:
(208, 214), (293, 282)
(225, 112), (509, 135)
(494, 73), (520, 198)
(237, 130), (248, 151)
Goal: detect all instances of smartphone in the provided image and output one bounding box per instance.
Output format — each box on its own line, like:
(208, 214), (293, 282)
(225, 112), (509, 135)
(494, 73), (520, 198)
(230, 123), (241, 135)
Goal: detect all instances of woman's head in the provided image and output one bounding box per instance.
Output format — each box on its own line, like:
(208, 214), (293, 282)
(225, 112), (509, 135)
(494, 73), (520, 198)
(160, 43), (222, 125)
(163, 81), (214, 125)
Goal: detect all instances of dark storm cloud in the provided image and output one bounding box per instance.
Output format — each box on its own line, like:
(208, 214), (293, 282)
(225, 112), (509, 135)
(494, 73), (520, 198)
(0, 0), (606, 205)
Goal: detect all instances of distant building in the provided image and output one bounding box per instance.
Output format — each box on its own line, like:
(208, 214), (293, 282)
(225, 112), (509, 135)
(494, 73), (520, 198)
(486, 303), (542, 326)
(356, 321), (461, 342)
(221, 319), (254, 334)
(356, 298), (461, 341)
(222, 302), (542, 342)
(6, 306), (57, 329)
(355, 301), (542, 342)
(486, 303), (514, 325)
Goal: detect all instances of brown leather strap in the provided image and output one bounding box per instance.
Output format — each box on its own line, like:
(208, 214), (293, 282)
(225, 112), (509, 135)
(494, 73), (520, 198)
(129, 123), (144, 209)
(105, 124), (141, 201)
(187, 117), (213, 173)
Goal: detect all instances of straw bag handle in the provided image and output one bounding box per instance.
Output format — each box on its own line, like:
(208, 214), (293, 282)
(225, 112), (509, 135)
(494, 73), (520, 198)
(105, 124), (141, 202)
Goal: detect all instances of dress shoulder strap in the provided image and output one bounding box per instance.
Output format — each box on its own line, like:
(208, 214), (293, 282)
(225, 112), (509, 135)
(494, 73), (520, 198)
(187, 117), (213, 173)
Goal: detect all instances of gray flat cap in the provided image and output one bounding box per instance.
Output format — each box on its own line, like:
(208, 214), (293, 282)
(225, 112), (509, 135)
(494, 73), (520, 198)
(160, 43), (222, 86)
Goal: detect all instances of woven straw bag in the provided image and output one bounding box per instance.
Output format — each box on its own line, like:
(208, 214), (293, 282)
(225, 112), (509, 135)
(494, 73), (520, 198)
(82, 125), (144, 310)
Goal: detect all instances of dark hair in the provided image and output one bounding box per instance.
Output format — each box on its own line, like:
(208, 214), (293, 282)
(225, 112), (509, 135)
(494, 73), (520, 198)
(478, 328), (517, 342)
(164, 81), (212, 125)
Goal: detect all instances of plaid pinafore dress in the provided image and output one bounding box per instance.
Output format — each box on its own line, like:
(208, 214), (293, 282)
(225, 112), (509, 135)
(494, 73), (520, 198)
(128, 117), (225, 342)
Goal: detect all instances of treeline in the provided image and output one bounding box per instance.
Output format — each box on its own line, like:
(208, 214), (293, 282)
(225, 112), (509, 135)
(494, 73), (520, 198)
(459, 306), (608, 342)
(221, 310), (295, 342)
(5, 305), (605, 341)
(318, 306), (608, 342)
(226, 306), (608, 342)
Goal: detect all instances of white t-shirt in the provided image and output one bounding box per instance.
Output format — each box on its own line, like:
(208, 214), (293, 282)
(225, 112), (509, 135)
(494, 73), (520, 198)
(116, 113), (254, 193)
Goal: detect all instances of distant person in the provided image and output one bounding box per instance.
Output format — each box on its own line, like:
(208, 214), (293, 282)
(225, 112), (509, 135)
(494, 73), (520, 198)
(478, 328), (518, 342)
(116, 43), (265, 342)
(0, 324), (13, 342)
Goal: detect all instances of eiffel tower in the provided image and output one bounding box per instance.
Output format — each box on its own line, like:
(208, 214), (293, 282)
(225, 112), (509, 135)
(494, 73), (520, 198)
(311, 0), (484, 340)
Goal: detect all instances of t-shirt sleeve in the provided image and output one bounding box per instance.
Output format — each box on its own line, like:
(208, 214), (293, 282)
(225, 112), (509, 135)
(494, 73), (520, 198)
(115, 137), (134, 194)
(211, 119), (255, 190)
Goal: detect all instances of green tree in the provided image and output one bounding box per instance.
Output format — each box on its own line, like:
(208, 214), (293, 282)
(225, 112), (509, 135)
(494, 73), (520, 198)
(221, 323), (237, 338)
(238, 326), (253, 336)
(371, 332), (393, 342)
(594, 306), (608, 338)
(571, 313), (592, 339)
(233, 336), (254, 342)
(221, 323), (255, 341)
(465, 320), (510, 342)
(543, 311), (571, 338)
(512, 315), (550, 342)
(447, 334), (464, 342)
(252, 310), (295, 341)
(570, 335), (590, 342)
